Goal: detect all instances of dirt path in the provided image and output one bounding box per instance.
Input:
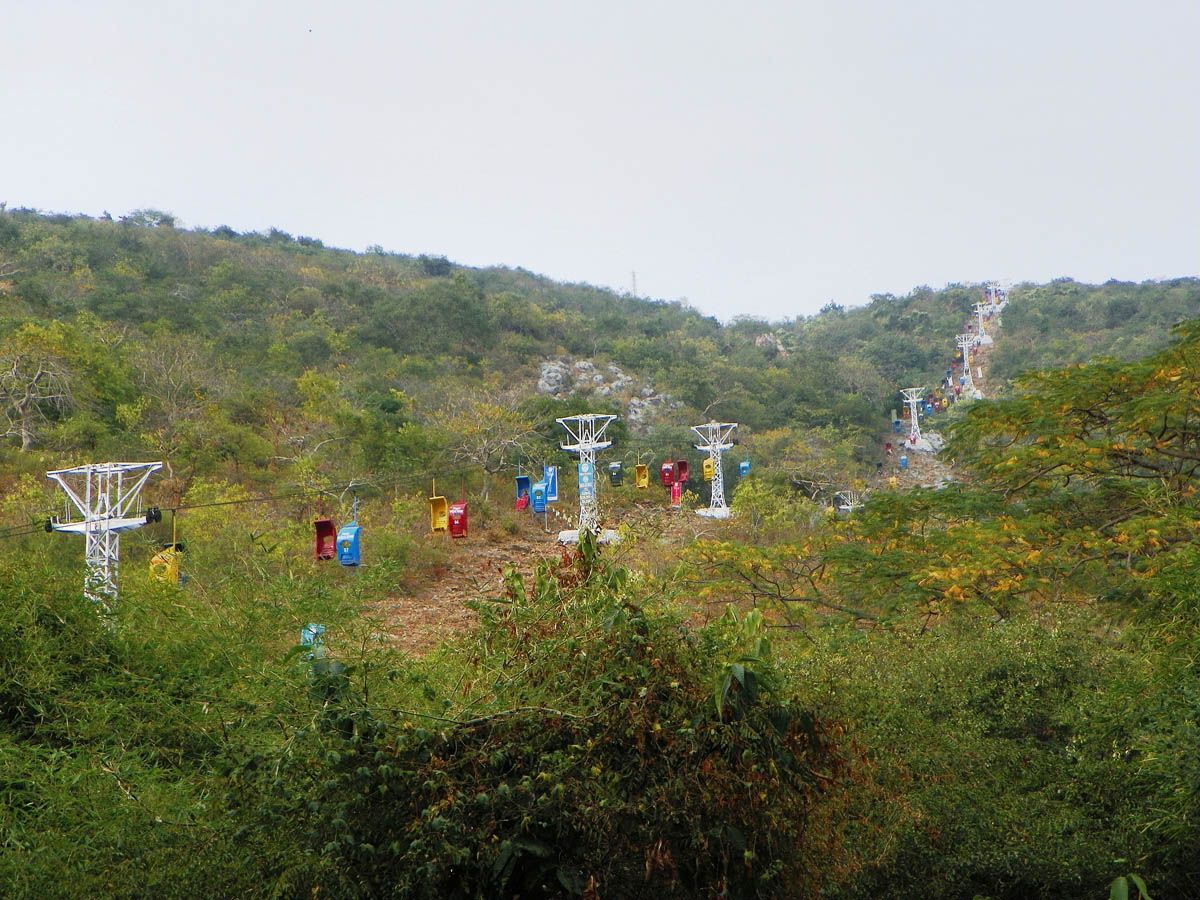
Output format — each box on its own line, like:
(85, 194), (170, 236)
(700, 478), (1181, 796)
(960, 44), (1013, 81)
(363, 494), (714, 654)
(364, 520), (565, 654)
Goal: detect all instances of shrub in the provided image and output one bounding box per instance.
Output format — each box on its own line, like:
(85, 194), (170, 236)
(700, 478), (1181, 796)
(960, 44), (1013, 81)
(246, 538), (856, 898)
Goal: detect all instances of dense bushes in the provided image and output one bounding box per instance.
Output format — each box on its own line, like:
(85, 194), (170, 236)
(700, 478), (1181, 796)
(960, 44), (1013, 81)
(3, 521), (1194, 897)
(0, 544), (365, 897)
(792, 614), (1198, 899)
(236, 541), (855, 898)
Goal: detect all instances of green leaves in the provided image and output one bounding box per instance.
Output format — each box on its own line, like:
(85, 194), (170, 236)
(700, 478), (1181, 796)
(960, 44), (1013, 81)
(1109, 873), (1152, 900)
(247, 549), (850, 898)
(713, 661), (761, 720)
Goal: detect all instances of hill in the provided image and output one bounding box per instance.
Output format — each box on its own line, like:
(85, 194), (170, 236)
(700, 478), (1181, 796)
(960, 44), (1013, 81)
(1, 207), (1198, 897)
(1, 208), (1196, 500)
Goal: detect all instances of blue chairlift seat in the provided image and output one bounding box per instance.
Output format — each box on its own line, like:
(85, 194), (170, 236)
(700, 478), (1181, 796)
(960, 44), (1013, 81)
(515, 475), (532, 500)
(531, 481), (548, 513)
(336, 523), (361, 567)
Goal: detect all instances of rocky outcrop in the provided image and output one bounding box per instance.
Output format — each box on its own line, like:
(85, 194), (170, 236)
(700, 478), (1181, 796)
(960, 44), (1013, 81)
(536, 357), (679, 430)
(537, 359), (572, 395)
(754, 332), (789, 358)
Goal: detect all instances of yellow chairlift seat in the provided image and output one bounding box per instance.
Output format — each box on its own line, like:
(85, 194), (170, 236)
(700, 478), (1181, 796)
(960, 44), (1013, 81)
(149, 544), (182, 584)
(702, 458), (715, 482)
(429, 480), (449, 533)
(149, 510), (183, 584)
(634, 463), (649, 489)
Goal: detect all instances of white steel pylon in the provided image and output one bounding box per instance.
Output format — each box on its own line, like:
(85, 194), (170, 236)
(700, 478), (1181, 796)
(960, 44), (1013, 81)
(47, 461), (162, 607)
(900, 389), (925, 444)
(955, 335), (981, 398)
(971, 302), (994, 345)
(834, 490), (865, 514)
(556, 414), (616, 537)
(692, 421), (737, 519)
(984, 281), (1010, 313)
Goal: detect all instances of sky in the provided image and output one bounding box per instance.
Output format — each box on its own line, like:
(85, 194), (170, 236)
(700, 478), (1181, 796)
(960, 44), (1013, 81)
(2, 1), (1197, 321)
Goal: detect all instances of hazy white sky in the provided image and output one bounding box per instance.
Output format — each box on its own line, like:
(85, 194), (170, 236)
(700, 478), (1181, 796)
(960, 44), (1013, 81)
(3, 1), (1197, 320)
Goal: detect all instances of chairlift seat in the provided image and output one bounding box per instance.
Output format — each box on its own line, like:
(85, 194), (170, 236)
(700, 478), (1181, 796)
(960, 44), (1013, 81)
(448, 501), (469, 538)
(659, 461), (674, 486)
(336, 523), (361, 566)
(314, 518), (337, 560)
(429, 494), (448, 533)
(149, 545), (182, 584)
(515, 475), (531, 500)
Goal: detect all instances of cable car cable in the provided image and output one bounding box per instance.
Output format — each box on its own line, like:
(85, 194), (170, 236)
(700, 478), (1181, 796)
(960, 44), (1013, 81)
(0, 525), (52, 541)
(0, 443), (682, 539)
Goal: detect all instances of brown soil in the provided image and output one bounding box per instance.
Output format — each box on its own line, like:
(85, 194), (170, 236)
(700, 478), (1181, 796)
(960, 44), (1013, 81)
(362, 494), (712, 654)
(363, 519), (564, 655)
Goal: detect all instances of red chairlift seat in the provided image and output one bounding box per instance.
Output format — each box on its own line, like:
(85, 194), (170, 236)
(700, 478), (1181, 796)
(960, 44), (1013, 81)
(448, 501), (469, 538)
(314, 518), (337, 560)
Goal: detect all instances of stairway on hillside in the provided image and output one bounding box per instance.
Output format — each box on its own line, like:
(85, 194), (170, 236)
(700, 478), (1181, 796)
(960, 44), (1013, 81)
(969, 319), (1000, 397)
(872, 304), (1006, 492)
(873, 437), (958, 490)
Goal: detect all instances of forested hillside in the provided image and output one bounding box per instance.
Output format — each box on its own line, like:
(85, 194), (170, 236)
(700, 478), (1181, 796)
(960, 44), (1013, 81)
(1, 207), (1198, 898)
(0, 209), (878, 497)
(1, 208), (1196, 497)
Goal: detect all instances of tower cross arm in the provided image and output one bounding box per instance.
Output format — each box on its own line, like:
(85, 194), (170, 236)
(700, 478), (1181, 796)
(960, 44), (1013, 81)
(561, 440), (612, 452)
(690, 422), (738, 445)
(46, 472), (89, 517)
